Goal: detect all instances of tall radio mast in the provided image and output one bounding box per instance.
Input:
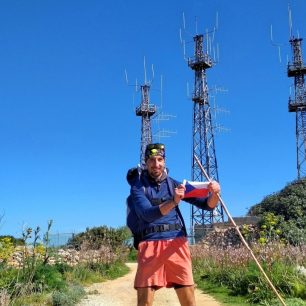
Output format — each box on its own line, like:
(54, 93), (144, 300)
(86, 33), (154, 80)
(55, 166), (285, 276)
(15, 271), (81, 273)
(136, 83), (156, 166)
(187, 33), (224, 240)
(287, 8), (306, 179)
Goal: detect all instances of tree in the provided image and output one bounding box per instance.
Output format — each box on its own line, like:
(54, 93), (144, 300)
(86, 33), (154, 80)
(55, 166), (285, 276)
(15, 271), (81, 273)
(67, 226), (130, 250)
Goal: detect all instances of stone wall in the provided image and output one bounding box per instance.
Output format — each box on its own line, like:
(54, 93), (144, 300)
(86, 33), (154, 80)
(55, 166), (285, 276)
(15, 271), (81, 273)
(198, 224), (259, 248)
(6, 245), (119, 268)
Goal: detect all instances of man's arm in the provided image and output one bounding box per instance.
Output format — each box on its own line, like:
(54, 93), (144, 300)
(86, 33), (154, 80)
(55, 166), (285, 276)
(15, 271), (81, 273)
(159, 184), (185, 215)
(131, 183), (163, 222)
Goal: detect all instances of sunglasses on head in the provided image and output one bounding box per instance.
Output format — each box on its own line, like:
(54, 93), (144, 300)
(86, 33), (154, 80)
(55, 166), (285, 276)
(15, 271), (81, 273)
(146, 143), (165, 150)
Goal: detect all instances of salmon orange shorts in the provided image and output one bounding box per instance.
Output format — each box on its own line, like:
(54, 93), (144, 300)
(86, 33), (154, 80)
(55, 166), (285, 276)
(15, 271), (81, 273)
(134, 237), (194, 289)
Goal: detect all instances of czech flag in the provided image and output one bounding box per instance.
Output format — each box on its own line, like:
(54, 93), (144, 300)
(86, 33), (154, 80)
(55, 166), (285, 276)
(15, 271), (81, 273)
(183, 180), (210, 198)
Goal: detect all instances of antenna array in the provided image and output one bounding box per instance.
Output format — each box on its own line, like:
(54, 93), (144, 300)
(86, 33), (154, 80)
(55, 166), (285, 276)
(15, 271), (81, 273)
(182, 14), (224, 242)
(286, 6), (306, 179)
(126, 58), (156, 166)
(126, 59), (175, 165)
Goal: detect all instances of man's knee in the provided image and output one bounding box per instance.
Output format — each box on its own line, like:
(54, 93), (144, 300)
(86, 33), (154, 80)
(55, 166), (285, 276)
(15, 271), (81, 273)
(175, 285), (196, 306)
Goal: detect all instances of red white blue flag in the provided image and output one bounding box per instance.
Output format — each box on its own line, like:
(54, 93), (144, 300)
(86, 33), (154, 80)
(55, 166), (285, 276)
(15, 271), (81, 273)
(183, 180), (210, 198)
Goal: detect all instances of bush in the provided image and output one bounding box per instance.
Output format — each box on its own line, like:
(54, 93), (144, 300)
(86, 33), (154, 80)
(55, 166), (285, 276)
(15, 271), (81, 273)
(52, 284), (86, 306)
(32, 263), (67, 292)
(100, 261), (129, 280)
(127, 248), (137, 262)
(0, 237), (15, 263)
(0, 267), (19, 291)
(0, 236), (24, 247)
(52, 291), (72, 306)
(66, 264), (104, 284)
(68, 226), (130, 251)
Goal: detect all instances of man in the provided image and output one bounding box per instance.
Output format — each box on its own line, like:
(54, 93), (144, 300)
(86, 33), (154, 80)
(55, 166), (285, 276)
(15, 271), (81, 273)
(128, 143), (220, 306)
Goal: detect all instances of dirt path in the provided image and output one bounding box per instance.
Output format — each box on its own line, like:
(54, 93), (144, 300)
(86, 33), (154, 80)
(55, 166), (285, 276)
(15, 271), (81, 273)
(77, 262), (221, 306)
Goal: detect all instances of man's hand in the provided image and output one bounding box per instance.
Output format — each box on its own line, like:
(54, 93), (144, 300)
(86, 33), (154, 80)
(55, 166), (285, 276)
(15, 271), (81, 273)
(207, 181), (221, 209)
(160, 184), (185, 215)
(208, 181), (221, 194)
(173, 184), (186, 205)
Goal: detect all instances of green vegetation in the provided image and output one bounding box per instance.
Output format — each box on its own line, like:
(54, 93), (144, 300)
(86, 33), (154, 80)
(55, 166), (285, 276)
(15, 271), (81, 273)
(248, 178), (306, 245)
(0, 235), (24, 247)
(52, 284), (86, 306)
(68, 225), (131, 250)
(127, 247), (138, 262)
(0, 221), (130, 306)
(192, 244), (306, 305)
(0, 237), (15, 263)
(193, 178), (306, 305)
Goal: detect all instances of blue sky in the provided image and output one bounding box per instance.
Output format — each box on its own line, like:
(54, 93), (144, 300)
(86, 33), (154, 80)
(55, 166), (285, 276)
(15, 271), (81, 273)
(0, 0), (305, 237)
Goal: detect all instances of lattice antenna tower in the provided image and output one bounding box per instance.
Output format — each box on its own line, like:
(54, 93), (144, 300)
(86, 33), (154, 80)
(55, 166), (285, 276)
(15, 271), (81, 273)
(126, 60), (176, 165)
(287, 6), (306, 179)
(132, 58), (157, 166)
(181, 14), (224, 239)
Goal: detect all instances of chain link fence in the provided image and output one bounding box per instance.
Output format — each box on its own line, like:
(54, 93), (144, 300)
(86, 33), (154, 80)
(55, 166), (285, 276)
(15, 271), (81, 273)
(48, 233), (75, 247)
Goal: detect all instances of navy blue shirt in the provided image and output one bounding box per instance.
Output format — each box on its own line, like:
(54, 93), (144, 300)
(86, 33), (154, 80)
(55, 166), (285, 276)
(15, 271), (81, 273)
(130, 170), (213, 241)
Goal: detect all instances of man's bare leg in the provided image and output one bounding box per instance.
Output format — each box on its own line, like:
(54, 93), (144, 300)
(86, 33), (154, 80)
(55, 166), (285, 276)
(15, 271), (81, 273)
(137, 287), (156, 306)
(175, 285), (196, 306)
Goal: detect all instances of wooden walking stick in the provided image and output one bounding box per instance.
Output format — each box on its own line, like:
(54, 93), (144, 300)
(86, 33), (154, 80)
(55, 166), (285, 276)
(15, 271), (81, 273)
(194, 154), (287, 306)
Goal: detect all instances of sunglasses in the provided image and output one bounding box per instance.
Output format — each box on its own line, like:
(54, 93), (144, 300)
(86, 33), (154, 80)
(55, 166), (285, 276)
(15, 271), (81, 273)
(145, 143), (165, 160)
(146, 143), (165, 150)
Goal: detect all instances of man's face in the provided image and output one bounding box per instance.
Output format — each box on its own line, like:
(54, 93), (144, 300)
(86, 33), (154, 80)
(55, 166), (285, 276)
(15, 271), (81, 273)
(146, 155), (165, 179)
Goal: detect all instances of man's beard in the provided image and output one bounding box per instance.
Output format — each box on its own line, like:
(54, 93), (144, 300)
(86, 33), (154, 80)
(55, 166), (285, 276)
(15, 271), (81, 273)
(149, 167), (164, 179)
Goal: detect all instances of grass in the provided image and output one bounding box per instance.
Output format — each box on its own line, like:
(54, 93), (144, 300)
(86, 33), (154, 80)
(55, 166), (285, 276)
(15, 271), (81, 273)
(191, 243), (306, 305)
(195, 280), (249, 306)
(10, 293), (52, 306)
(64, 261), (130, 285)
(7, 260), (130, 306)
(195, 277), (306, 306)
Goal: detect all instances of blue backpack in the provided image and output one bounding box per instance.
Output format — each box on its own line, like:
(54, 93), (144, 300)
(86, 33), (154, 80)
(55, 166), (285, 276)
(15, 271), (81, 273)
(126, 168), (187, 249)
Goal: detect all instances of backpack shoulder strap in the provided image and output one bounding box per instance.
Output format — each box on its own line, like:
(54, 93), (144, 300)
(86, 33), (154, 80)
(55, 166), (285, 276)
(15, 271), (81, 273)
(166, 176), (178, 196)
(166, 176), (188, 237)
(139, 171), (150, 199)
